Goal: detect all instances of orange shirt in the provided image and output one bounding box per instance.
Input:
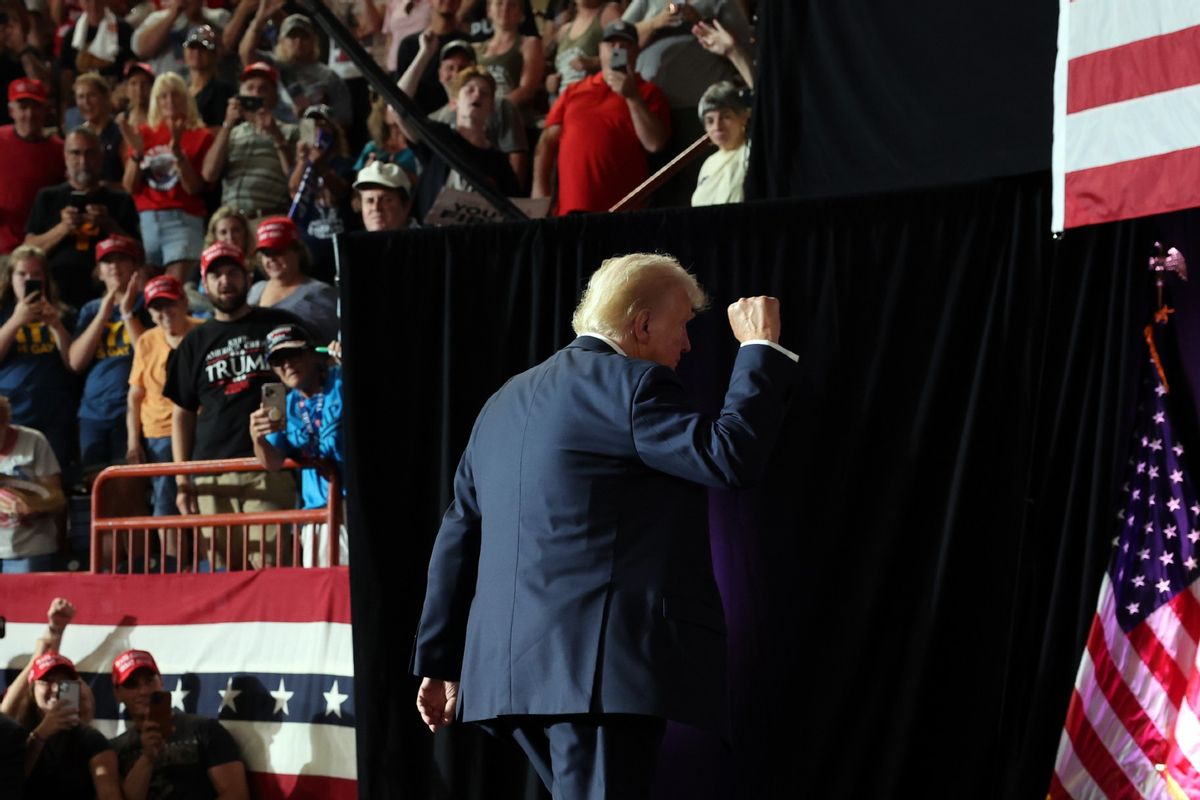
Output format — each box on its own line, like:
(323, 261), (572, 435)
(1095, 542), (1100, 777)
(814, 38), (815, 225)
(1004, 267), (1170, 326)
(128, 318), (203, 438)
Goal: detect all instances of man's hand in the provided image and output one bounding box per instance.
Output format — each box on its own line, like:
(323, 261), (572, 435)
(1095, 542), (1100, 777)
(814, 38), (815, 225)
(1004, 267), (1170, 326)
(84, 204), (113, 233)
(126, 440), (145, 464)
(606, 64), (637, 99)
(416, 677), (458, 733)
(35, 697), (80, 739)
(59, 206), (83, 232)
(727, 296), (781, 344)
(120, 273), (144, 319)
(692, 19), (735, 58)
(417, 27), (438, 55)
(47, 597), (75, 632)
(176, 484), (199, 515)
(223, 96), (243, 129)
(139, 720), (165, 762)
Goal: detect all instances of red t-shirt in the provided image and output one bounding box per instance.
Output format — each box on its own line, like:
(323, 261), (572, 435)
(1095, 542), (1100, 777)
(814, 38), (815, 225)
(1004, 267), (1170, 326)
(132, 124), (214, 218)
(544, 73), (670, 215)
(0, 127), (64, 254)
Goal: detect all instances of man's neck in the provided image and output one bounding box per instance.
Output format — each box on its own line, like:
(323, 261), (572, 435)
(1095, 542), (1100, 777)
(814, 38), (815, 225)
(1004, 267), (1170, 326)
(188, 70), (213, 92)
(67, 178), (98, 192)
(457, 122), (488, 148)
(214, 303), (252, 323)
(85, 112), (112, 131)
(13, 126), (45, 142)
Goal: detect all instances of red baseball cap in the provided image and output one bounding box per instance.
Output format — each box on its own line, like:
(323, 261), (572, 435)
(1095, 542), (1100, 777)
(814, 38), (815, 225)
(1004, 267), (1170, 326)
(124, 61), (155, 79)
(8, 78), (48, 104)
(95, 235), (142, 263)
(112, 649), (160, 686)
(144, 274), (185, 304)
(28, 652), (79, 683)
(241, 61), (279, 86)
(256, 216), (297, 252)
(200, 241), (246, 280)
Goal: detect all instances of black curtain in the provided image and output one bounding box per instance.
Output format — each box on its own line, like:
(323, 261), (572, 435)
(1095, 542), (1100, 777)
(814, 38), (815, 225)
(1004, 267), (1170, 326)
(748, 1), (1056, 201)
(339, 172), (1200, 799)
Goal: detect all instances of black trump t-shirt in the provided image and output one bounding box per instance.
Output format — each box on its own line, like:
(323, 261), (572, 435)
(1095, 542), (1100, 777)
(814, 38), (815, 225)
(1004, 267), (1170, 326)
(164, 306), (299, 460)
(111, 713), (244, 800)
(25, 724), (112, 798)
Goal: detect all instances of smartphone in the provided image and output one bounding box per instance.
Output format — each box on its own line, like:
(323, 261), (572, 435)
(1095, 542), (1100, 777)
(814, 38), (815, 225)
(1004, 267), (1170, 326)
(70, 191), (91, 212)
(610, 46), (628, 72)
(57, 679), (80, 713)
(261, 382), (287, 422)
(238, 95), (264, 112)
(24, 278), (43, 299)
(148, 690), (174, 738)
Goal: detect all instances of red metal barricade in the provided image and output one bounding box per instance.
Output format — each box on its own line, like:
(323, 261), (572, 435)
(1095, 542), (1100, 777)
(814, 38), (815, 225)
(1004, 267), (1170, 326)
(90, 458), (342, 573)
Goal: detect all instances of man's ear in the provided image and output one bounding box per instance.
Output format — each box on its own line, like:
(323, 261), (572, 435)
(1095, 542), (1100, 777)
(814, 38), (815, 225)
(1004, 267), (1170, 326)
(631, 309), (652, 343)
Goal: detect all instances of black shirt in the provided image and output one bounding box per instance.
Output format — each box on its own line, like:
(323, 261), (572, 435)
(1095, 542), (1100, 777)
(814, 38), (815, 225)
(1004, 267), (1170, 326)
(410, 120), (519, 223)
(25, 724), (112, 799)
(393, 31), (462, 115)
(25, 182), (141, 311)
(111, 713), (244, 800)
(193, 78), (238, 129)
(164, 305), (301, 460)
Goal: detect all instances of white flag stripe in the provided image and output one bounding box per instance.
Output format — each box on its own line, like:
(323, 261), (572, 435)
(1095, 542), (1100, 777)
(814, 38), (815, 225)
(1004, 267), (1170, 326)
(1051, 0), (1071, 232)
(1143, 595), (1200, 679)
(1054, 734), (1101, 799)
(1074, 649), (1173, 800)
(1068, 0), (1200, 59)
(1, 622), (353, 677)
(1172, 694), (1200, 780)
(89, 718), (356, 780)
(1064, 83), (1200, 172)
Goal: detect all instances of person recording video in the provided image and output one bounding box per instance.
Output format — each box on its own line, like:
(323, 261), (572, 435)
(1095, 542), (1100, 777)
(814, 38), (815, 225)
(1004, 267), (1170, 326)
(201, 60), (299, 225)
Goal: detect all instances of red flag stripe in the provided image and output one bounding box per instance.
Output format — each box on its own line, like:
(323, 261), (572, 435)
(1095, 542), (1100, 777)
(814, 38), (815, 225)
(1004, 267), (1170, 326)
(1067, 25), (1200, 113)
(1048, 769), (1074, 800)
(1173, 589), (1200, 647)
(1087, 614), (1200, 787)
(1064, 145), (1200, 229)
(1129, 619), (1190, 709)
(1064, 687), (1148, 799)
(1143, 592), (1200, 680)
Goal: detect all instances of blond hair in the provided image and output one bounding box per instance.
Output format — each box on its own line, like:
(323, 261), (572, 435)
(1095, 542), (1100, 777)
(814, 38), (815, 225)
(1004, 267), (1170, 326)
(73, 71), (110, 97)
(571, 253), (709, 339)
(147, 72), (203, 129)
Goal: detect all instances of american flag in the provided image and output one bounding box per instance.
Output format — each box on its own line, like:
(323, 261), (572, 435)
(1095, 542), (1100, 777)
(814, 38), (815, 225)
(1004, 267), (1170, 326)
(1052, 0), (1200, 231)
(0, 570), (356, 799)
(1049, 334), (1200, 799)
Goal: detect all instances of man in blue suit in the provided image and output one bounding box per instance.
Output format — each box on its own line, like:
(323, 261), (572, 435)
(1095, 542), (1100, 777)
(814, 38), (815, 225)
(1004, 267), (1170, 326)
(412, 252), (797, 798)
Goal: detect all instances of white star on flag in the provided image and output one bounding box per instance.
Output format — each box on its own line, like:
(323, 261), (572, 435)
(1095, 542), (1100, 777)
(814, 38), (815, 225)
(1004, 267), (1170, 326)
(1132, 489), (1142, 500)
(1139, 548), (1151, 560)
(1175, 443), (1185, 456)
(1157, 578), (1173, 594)
(1187, 557), (1198, 571)
(1127, 602), (1141, 615)
(270, 678), (294, 715)
(1149, 465), (1160, 479)
(1191, 530), (1200, 544)
(1159, 551), (1175, 566)
(1192, 502), (1200, 516)
(171, 678), (189, 711)
(1132, 575), (1146, 587)
(1172, 470), (1185, 485)
(323, 680), (349, 718)
(1155, 411), (1166, 424)
(1168, 498), (1182, 512)
(1157, 384), (1167, 396)
(218, 677), (240, 713)
(1137, 462), (1147, 474)
(1165, 525), (1178, 539)
(1144, 522), (1154, 534)
(1150, 438), (1164, 451)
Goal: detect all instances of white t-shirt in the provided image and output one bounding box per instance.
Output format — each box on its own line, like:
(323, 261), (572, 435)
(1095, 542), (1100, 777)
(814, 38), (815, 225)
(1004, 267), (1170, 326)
(692, 142), (748, 207)
(0, 425), (61, 559)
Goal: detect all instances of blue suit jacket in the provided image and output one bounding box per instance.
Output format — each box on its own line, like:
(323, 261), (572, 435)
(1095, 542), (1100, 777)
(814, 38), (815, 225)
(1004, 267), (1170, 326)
(412, 336), (796, 734)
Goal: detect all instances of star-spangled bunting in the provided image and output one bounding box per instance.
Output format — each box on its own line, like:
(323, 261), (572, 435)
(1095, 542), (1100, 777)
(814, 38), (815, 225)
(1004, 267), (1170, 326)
(1049, 343), (1200, 800)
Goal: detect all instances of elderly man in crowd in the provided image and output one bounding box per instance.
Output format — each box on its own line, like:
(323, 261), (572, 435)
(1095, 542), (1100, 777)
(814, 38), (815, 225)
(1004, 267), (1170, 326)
(24, 127), (139, 310)
(164, 241), (298, 568)
(0, 78), (63, 256)
(239, 10), (352, 127)
(109, 648), (249, 800)
(412, 252), (797, 797)
(533, 21), (669, 214)
(202, 61), (298, 225)
(354, 160), (415, 232)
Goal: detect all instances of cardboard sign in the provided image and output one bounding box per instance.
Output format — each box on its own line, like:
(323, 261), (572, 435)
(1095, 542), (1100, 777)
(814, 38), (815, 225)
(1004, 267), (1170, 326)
(425, 188), (551, 227)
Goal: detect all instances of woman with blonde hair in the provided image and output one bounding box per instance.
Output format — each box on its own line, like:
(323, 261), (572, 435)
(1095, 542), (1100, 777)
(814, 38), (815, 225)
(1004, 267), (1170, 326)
(204, 206), (254, 255)
(120, 71), (214, 282)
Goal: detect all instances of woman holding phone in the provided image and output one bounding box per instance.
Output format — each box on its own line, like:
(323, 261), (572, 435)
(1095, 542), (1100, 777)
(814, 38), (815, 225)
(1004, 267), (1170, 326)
(18, 652), (122, 799)
(0, 246), (77, 471)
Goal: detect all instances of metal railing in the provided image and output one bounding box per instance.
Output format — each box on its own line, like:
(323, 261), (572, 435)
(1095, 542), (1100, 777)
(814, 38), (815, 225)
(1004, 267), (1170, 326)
(90, 458), (342, 573)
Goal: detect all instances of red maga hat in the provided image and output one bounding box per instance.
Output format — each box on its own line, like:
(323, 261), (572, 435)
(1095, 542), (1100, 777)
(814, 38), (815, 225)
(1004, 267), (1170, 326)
(95, 235), (142, 262)
(200, 241), (247, 280)
(111, 649), (160, 686)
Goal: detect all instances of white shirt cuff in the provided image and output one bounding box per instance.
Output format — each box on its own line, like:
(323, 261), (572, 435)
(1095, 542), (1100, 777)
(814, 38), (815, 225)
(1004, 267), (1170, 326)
(740, 340), (799, 363)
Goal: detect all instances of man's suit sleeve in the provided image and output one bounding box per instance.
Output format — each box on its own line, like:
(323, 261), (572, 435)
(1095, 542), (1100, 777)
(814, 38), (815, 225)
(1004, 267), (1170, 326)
(631, 344), (796, 489)
(410, 408), (487, 681)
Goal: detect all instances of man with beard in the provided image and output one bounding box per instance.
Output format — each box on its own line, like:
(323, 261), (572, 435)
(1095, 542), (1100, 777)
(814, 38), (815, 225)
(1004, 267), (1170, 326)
(163, 241), (298, 568)
(24, 128), (139, 310)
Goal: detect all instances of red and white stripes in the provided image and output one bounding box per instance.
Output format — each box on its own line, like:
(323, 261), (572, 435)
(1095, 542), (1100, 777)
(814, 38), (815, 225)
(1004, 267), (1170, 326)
(1052, 0), (1200, 230)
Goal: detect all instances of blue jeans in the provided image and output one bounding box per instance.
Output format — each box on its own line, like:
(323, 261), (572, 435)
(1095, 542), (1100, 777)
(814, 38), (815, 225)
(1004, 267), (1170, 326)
(80, 416), (127, 473)
(0, 552), (62, 573)
(139, 208), (204, 267)
(144, 435), (177, 517)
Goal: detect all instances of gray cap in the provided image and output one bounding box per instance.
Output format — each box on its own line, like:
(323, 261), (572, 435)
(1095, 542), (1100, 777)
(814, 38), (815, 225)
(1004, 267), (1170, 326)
(280, 14), (316, 38)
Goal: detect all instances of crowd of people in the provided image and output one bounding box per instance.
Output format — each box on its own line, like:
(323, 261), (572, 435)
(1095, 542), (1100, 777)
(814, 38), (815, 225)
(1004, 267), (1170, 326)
(0, 0), (755, 571)
(2, 597), (250, 798)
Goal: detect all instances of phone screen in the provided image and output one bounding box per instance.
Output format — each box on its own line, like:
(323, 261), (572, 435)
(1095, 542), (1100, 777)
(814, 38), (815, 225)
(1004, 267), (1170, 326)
(238, 95), (264, 112)
(25, 279), (43, 299)
(57, 680), (80, 712)
(70, 192), (90, 211)
(148, 690), (174, 738)
(610, 47), (628, 71)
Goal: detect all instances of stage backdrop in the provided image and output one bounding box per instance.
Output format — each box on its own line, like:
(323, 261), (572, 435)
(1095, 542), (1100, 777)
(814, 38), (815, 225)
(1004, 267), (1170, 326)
(340, 172), (1200, 799)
